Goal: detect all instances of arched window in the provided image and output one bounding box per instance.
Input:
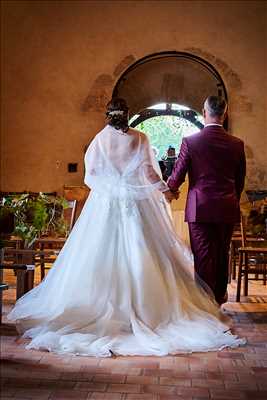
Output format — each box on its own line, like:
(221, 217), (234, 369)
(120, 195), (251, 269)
(130, 102), (203, 160)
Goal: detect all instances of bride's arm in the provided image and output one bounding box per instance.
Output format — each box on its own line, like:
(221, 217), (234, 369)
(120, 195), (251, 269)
(84, 136), (102, 188)
(143, 164), (169, 192)
(141, 134), (170, 193)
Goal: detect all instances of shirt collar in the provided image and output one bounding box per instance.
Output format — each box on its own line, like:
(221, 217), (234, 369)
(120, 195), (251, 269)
(204, 123), (223, 127)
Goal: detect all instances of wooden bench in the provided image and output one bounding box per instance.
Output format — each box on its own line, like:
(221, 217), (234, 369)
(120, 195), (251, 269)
(0, 248), (60, 299)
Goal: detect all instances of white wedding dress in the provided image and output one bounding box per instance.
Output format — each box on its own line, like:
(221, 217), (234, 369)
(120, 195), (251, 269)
(8, 125), (245, 356)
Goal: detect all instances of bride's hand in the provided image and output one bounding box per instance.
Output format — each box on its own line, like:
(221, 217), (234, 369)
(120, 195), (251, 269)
(164, 190), (179, 203)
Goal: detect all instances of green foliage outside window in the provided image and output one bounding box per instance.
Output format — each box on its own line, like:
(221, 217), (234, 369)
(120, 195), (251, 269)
(136, 116), (199, 160)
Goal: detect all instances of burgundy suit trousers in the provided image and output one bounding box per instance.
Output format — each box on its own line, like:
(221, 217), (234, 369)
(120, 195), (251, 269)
(188, 222), (234, 304)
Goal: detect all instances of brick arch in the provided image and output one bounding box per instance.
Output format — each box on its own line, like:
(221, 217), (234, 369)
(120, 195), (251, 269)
(112, 51), (228, 118)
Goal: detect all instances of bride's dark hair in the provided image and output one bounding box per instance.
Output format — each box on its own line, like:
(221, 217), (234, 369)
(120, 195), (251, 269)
(106, 97), (129, 132)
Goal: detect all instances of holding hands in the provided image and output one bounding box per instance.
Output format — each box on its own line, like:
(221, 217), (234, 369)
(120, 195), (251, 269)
(163, 189), (180, 203)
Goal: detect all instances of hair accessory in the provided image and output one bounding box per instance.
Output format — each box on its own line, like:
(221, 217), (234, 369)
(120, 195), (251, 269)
(108, 110), (125, 116)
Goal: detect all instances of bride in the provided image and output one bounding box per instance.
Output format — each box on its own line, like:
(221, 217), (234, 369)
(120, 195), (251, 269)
(8, 98), (245, 357)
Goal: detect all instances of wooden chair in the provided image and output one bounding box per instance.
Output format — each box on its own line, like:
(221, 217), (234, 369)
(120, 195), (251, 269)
(230, 235), (265, 281)
(0, 248), (59, 299)
(64, 200), (78, 233)
(236, 215), (267, 301)
(229, 217), (262, 281)
(0, 237), (22, 263)
(63, 185), (89, 223)
(36, 238), (65, 280)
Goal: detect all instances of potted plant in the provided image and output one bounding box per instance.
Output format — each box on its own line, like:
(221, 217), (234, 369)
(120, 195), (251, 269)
(0, 193), (69, 248)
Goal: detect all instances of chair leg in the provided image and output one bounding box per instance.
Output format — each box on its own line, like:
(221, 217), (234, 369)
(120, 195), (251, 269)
(232, 261), (236, 281)
(27, 269), (35, 292)
(41, 263), (45, 281)
(229, 243), (235, 280)
(40, 243), (45, 281)
(16, 269), (35, 299)
(244, 254), (248, 296)
(236, 252), (243, 302)
(0, 291), (3, 325)
(16, 270), (27, 299)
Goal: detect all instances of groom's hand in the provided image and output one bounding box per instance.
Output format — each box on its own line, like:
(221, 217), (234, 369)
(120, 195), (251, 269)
(164, 190), (180, 203)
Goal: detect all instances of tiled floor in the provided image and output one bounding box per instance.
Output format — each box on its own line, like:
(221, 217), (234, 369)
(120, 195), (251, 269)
(1, 269), (267, 400)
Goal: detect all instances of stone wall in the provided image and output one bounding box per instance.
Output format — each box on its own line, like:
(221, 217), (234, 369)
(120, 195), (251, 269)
(1, 0), (266, 195)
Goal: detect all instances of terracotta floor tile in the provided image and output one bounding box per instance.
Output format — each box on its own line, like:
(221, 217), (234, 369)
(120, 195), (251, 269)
(0, 386), (17, 397)
(191, 378), (224, 388)
(12, 388), (51, 399)
(60, 371), (91, 381)
(251, 367), (267, 374)
(90, 393), (124, 399)
(218, 352), (245, 360)
(257, 381), (267, 390)
(159, 377), (191, 386)
(210, 389), (246, 399)
(225, 381), (258, 390)
(100, 359), (159, 369)
(143, 384), (177, 395)
(75, 381), (107, 391)
(125, 395), (157, 400)
(4, 378), (41, 389)
(49, 389), (89, 399)
(243, 390), (267, 399)
(41, 380), (77, 390)
(158, 396), (187, 400)
(126, 375), (159, 385)
(9, 398), (31, 400)
(80, 366), (111, 374)
(92, 373), (126, 383)
(143, 369), (174, 377)
(176, 387), (209, 397)
(107, 383), (141, 393)
(206, 372), (238, 381)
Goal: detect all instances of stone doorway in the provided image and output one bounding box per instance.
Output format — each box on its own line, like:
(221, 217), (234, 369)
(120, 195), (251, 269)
(113, 51), (228, 123)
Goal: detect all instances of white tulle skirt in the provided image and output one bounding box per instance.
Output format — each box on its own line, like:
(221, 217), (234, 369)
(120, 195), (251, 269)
(8, 191), (245, 356)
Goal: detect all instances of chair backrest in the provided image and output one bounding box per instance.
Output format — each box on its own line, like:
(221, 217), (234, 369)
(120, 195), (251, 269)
(240, 214), (247, 247)
(1, 248), (58, 264)
(63, 185), (90, 229)
(2, 248), (36, 265)
(232, 222), (241, 237)
(0, 248), (4, 264)
(64, 200), (77, 233)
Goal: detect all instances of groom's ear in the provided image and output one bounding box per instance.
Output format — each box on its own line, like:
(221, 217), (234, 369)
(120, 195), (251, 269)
(223, 109), (228, 121)
(202, 108), (206, 118)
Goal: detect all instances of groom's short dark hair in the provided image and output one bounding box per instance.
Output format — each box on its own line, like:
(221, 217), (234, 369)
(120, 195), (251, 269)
(204, 96), (227, 117)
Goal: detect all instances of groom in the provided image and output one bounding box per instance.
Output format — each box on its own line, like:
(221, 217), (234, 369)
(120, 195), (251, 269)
(165, 96), (246, 305)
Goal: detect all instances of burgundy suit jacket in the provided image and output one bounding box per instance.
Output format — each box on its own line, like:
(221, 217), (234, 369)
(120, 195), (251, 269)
(168, 125), (246, 223)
